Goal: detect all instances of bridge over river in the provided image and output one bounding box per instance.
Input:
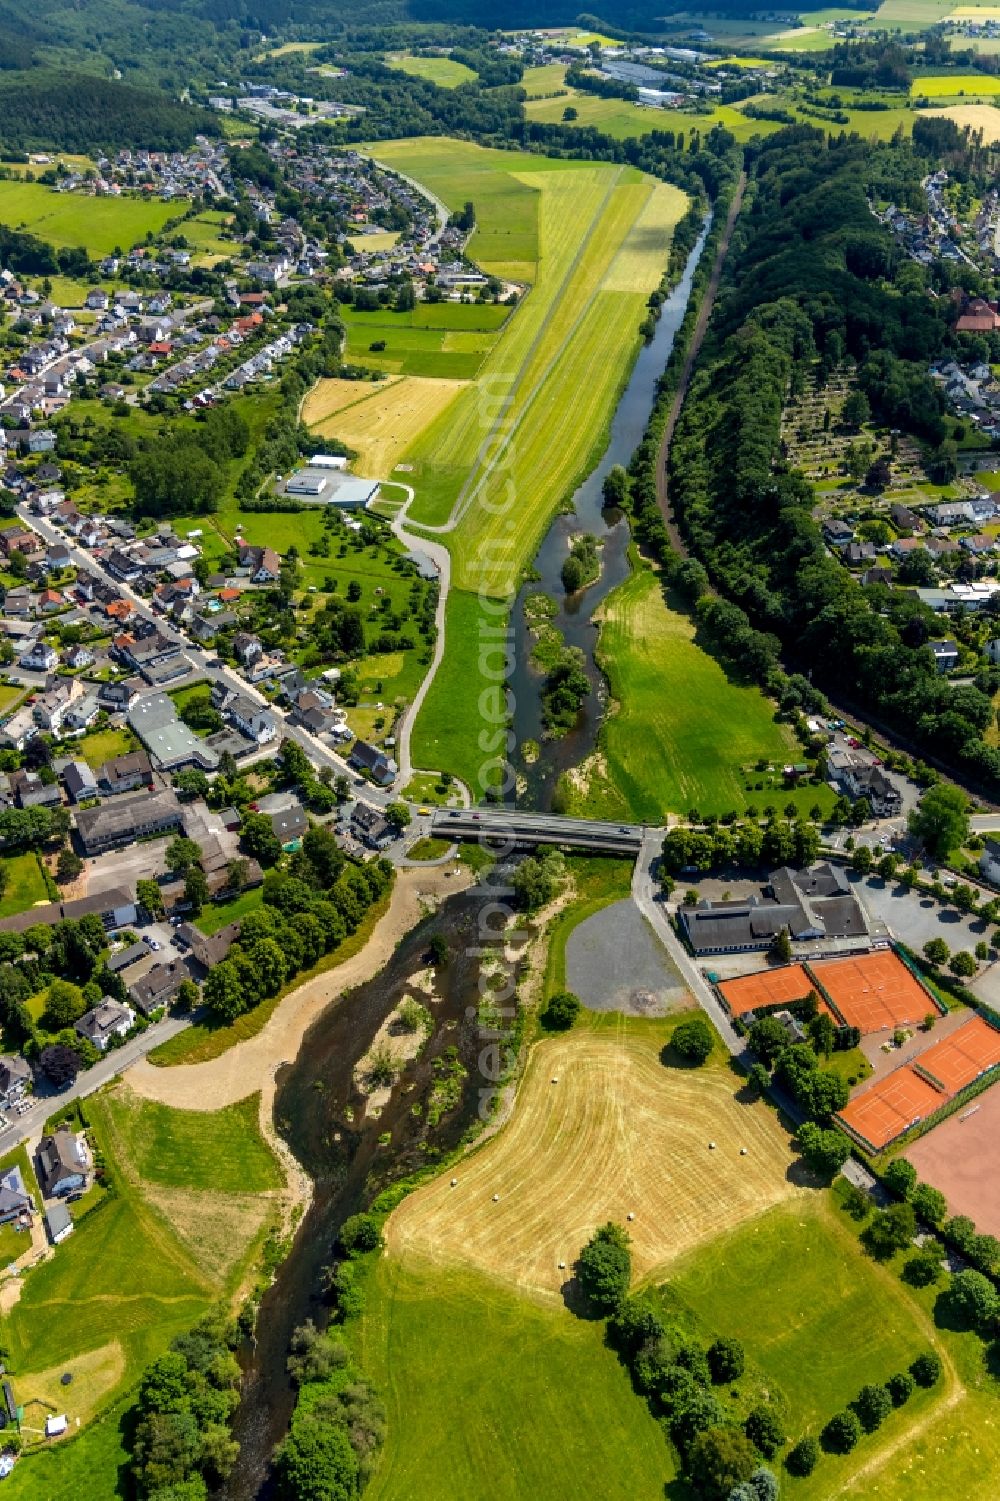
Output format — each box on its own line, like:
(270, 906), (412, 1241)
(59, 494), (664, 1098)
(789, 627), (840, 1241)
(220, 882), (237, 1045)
(430, 808), (660, 857)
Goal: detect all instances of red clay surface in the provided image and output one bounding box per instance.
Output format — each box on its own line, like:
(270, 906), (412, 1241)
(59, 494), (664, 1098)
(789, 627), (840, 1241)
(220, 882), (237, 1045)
(717, 965), (813, 1017)
(810, 951), (932, 1034)
(907, 1078), (1000, 1238)
(838, 1067), (944, 1151)
(914, 1016), (1000, 1093)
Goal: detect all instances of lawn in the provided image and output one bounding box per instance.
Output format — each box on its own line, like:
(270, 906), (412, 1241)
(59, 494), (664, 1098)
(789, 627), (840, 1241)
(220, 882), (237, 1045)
(0, 682), (23, 714)
(148, 881), (394, 1066)
(76, 725), (137, 771)
(100, 1091), (282, 1195)
(0, 852), (49, 918)
(569, 563), (827, 821)
(4, 1088), (278, 1435)
(2, 1404), (129, 1501)
(359, 1255), (677, 1501)
(194, 885), (263, 935)
(0, 180), (178, 256)
(386, 52), (478, 87)
(182, 209), (236, 264)
(404, 836), (453, 860)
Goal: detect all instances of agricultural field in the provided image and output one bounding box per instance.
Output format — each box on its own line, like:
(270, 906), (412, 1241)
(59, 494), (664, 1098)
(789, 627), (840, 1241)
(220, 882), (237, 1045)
(181, 208), (236, 264)
(303, 375), (466, 478)
(920, 101), (1000, 138)
(386, 52), (477, 87)
(2, 1086), (282, 1474)
(360, 1256), (674, 1501)
(569, 565), (830, 821)
(0, 852), (49, 918)
(385, 1011), (800, 1300)
(873, 0), (954, 24)
(338, 300), (509, 380)
(666, 1198), (949, 1497)
(912, 71), (1000, 94)
(522, 88), (783, 142)
(0, 180), (177, 256)
(520, 62), (569, 96)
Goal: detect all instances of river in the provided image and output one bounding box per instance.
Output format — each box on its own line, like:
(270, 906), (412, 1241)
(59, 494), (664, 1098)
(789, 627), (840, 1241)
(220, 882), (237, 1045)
(220, 213), (712, 1501)
(509, 216), (711, 808)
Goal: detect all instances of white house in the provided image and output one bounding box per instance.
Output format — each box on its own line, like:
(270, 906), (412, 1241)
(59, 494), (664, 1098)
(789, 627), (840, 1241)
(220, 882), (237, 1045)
(75, 998), (135, 1052)
(19, 640), (57, 672)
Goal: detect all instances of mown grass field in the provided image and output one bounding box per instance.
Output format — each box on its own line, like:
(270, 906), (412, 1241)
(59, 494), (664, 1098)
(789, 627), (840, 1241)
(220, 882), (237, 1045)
(572, 564), (829, 821)
(303, 374), (467, 479)
(0, 181), (177, 256)
(0, 852), (49, 918)
(386, 52), (477, 87)
(3, 1085), (282, 1481)
(360, 1255), (677, 1501)
(385, 1012), (799, 1299)
(194, 885), (264, 935)
(3, 1404), (128, 1501)
(76, 725), (136, 771)
(339, 301), (508, 380)
(666, 1197), (950, 1497)
(920, 101), (1000, 138)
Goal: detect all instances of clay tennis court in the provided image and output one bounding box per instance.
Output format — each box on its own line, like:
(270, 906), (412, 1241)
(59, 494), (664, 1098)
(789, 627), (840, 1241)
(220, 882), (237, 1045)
(838, 1067), (944, 1151)
(907, 1078), (1000, 1237)
(718, 964), (814, 1018)
(914, 1016), (1000, 1093)
(810, 951), (933, 1034)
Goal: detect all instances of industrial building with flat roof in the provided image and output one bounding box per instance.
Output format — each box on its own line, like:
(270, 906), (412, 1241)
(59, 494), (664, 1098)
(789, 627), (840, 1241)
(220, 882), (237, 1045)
(281, 467), (380, 509)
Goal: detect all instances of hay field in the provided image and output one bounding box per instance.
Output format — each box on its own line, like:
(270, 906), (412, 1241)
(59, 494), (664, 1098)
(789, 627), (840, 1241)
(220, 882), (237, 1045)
(919, 102), (1000, 137)
(385, 1018), (800, 1300)
(303, 375), (467, 477)
(912, 70), (1000, 94)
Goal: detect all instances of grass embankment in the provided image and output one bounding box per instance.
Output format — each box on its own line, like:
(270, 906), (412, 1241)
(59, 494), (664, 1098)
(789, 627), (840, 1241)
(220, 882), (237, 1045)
(4, 1086), (282, 1484)
(148, 882), (394, 1066)
(571, 563), (832, 821)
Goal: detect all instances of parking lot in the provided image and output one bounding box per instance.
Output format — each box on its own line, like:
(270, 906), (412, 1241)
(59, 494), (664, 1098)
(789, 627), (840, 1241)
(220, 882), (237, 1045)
(854, 873), (1000, 1008)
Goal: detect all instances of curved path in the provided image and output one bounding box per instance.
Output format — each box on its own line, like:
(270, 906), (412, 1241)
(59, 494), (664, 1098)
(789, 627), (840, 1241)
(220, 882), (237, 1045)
(655, 170), (747, 556)
(387, 483), (453, 788)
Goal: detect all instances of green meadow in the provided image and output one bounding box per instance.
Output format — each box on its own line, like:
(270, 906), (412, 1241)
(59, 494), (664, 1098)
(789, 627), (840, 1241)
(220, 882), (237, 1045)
(0, 180), (177, 256)
(0, 852), (50, 918)
(386, 52), (477, 87)
(359, 1256), (676, 1501)
(340, 301), (509, 379)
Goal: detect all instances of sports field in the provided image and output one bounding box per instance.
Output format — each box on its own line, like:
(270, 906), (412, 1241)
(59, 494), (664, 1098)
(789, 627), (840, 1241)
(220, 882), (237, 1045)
(811, 950), (935, 1033)
(302, 374), (467, 478)
(919, 101), (1000, 138)
(839, 1065), (943, 1149)
(384, 1014), (800, 1299)
(718, 963), (815, 1017)
(0, 180), (177, 256)
(3, 1086), (282, 1450)
(360, 1256), (676, 1501)
(565, 567), (812, 821)
(908, 1074), (1000, 1234)
(339, 301), (509, 379)
(386, 52), (477, 87)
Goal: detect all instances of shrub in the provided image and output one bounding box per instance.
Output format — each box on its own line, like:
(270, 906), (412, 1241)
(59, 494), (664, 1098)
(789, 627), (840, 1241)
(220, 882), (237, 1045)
(887, 1371), (914, 1407)
(785, 1435), (819, 1476)
(541, 990), (581, 1031)
(910, 1351), (942, 1388)
(339, 1213), (382, 1257)
(707, 1335), (745, 1384)
(672, 1015), (714, 1064)
(686, 1424), (757, 1497)
(852, 1382), (892, 1433)
(902, 1246), (943, 1288)
(745, 1404), (784, 1458)
(822, 1409), (861, 1454)
(884, 1158), (917, 1197)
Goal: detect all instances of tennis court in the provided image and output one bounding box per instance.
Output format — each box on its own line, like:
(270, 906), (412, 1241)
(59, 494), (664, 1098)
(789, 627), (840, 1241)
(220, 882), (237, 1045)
(717, 964), (814, 1017)
(913, 1015), (1000, 1093)
(837, 1066), (944, 1151)
(907, 1077), (1000, 1237)
(810, 951), (934, 1034)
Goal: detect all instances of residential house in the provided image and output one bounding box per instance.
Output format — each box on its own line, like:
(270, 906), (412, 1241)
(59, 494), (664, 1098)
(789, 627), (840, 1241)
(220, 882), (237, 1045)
(9, 769), (61, 810)
(225, 694), (278, 744)
(890, 502), (925, 532)
(826, 745), (903, 816)
(75, 998), (135, 1052)
(961, 534), (996, 555)
(270, 800), (308, 846)
(980, 838), (1000, 885)
(97, 677), (143, 712)
(85, 288), (109, 311)
(4, 587), (33, 619)
(349, 739), (397, 787)
(0, 1164), (33, 1226)
(63, 692), (101, 732)
(62, 760), (98, 803)
(237, 543), (281, 583)
(130, 958), (197, 1016)
(97, 749), (152, 795)
(37, 588), (64, 614)
(930, 639), (960, 674)
(36, 1124), (90, 1197)
(233, 631), (263, 666)
(823, 518), (854, 547)
(27, 429), (56, 453)
(75, 789), (182, 855)
(351, 801), (395, 849)
(0, 1054), (31, 1109)
(19, 640), (56, 672)
(0, 706), (37, 750)
(33, 679), (81, 733)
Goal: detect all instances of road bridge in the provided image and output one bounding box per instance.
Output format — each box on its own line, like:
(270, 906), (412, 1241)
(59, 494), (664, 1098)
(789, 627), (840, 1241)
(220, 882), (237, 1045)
(430, 808), (653, 855)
